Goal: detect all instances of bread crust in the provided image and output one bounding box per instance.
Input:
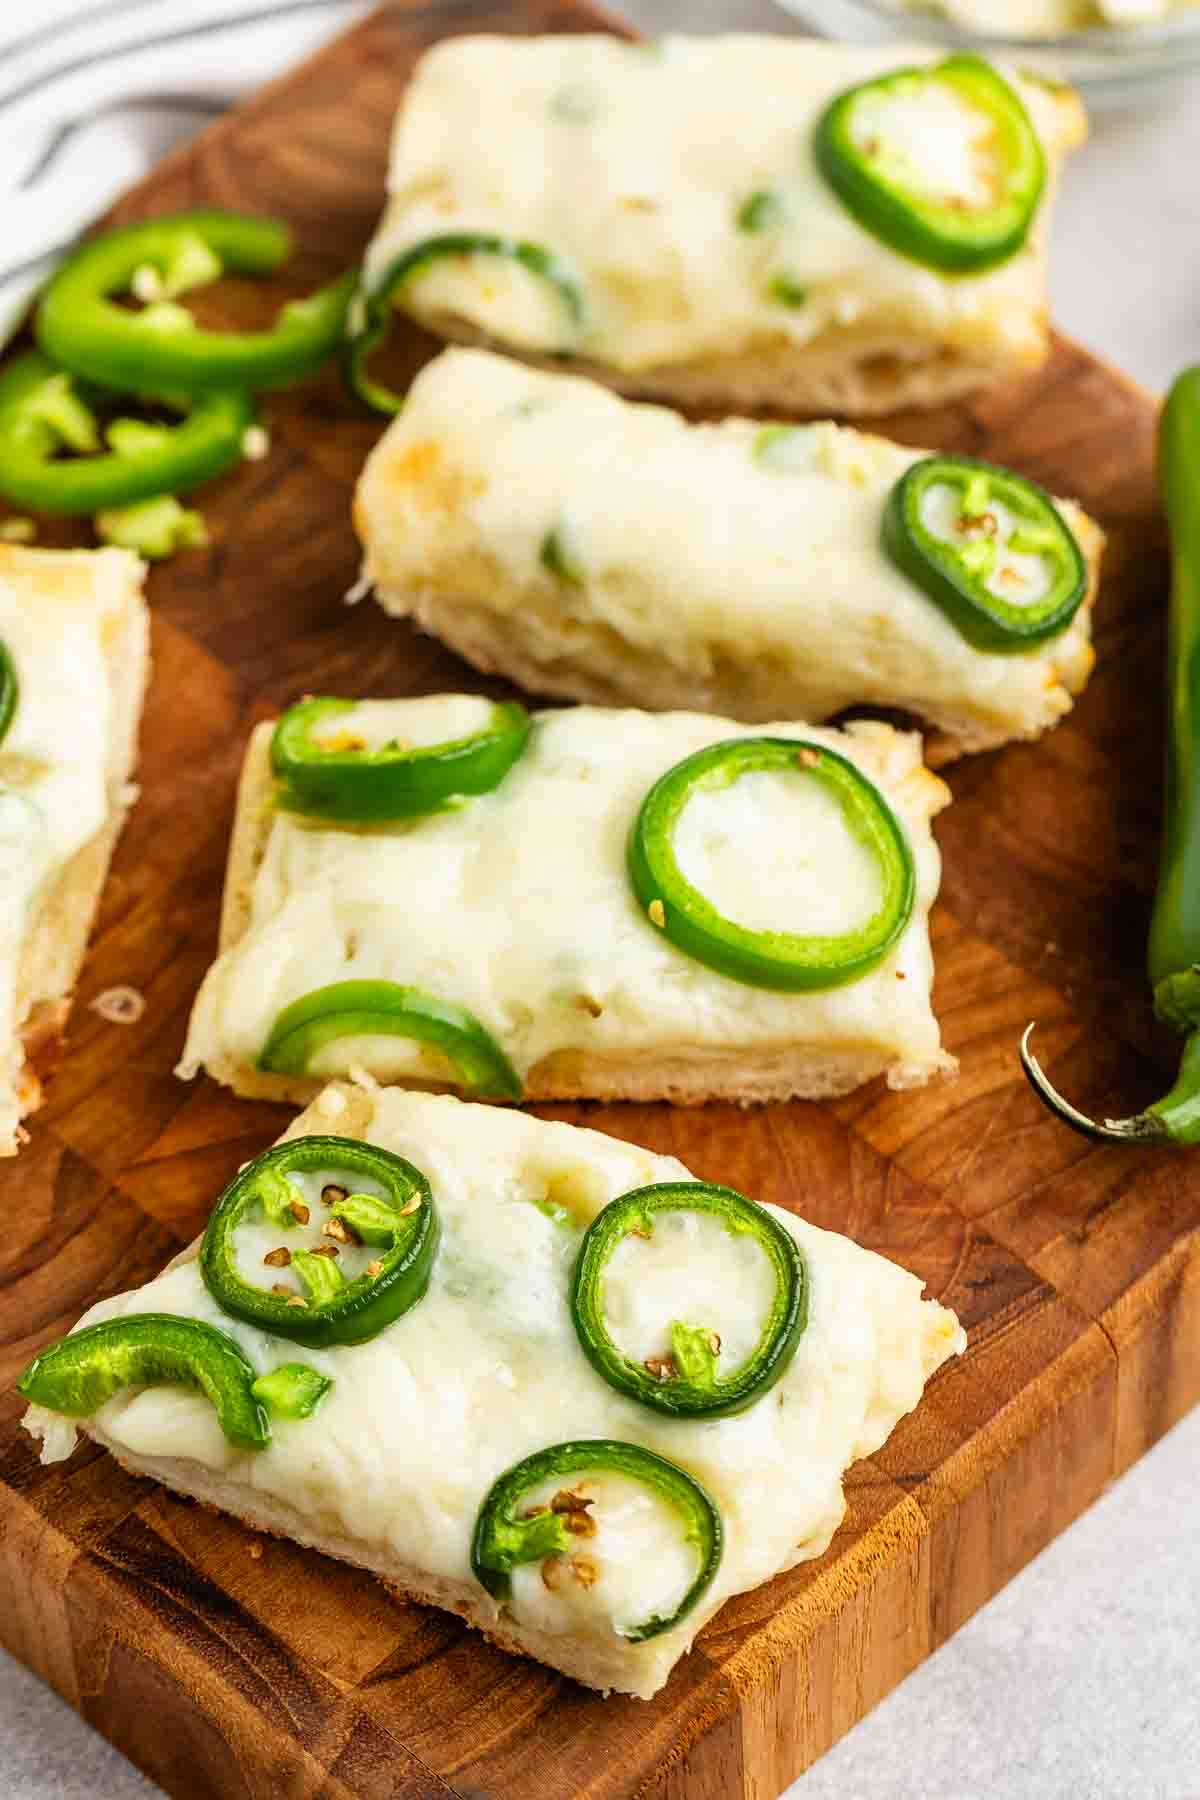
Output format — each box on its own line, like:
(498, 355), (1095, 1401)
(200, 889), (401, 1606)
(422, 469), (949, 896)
(355, 344), (1105, 763)
(193, 717), (955, 1108)
(374, 47), (1086, 418)
(22, 1082), (964, 1700)
(412, 316), (1032, 421)
(1, 548), (149, 1154)
(87, 1434), (678, 1696)
(370, 498), (1104, 765)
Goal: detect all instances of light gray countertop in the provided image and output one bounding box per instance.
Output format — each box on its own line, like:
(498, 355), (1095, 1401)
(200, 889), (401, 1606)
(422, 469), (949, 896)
(4, 5), (1198, 1797)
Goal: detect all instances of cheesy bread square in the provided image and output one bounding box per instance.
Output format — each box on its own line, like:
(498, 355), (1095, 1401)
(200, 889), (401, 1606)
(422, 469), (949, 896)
(22, 1084), (966, 1698)
(0, 545), (148, 1154)
(180, 699), (954, 1107)
(356, 349), (1104, 760)
(358, 35), (1086, 417)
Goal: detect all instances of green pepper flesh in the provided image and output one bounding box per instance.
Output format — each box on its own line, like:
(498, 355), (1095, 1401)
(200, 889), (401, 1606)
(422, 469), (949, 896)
(628, 737), (915, 991)
(270, 696), (531, 821)
(96, 494), (208, 559)
(258, 979), (522, 1101)
(17, 1314), (269, 1450)
(37, 211), (355, 394)
(571, 1182), (808, 1418)
(0, 640), (16, 747)
(345, 234), (583, 415)
(737, 190), (783, 233)
(471, 1439), (722, 1641)
(251, 1362), (333, 1419)
(815, 56), (1045, 274)
(883, 454), (1087, 652)
(0, 351), (253, 516)
(1149, 368), (1200, 1006)
(1020, 367), (1200, 1145)
(200, 1135), (439, 1347)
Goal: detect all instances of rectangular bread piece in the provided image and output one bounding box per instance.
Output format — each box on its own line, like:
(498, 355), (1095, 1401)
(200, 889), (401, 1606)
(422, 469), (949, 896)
(180, 698), (954, 1107)
(363, 34), (1086, 417)
(23, 1083), (966, 1699)
(0, 545), (149, 1154)
(356, 348), (1104, 760)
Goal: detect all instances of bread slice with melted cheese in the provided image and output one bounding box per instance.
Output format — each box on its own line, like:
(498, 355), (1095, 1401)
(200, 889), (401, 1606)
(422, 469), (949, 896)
(0, 546), (148, 1154)
(363, 35), (1086, 417)
(355, 349), (1104, 761)
(180, 698), (955, 1108)
(24, 1083), (966, 1699)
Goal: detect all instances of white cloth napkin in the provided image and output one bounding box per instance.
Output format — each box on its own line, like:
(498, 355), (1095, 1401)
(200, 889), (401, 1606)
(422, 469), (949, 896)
(0, 0), (373, 350)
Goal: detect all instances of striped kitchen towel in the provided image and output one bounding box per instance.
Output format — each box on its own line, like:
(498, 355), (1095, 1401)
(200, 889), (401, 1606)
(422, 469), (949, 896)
(0, 0), (373, 349)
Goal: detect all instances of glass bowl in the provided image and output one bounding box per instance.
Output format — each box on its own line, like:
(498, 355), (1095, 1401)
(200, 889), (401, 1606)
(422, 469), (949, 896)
(773, 2), (1200, 105)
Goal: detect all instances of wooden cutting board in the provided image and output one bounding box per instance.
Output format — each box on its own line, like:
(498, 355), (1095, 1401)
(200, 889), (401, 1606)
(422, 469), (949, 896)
(0, 4), (1195, 1797)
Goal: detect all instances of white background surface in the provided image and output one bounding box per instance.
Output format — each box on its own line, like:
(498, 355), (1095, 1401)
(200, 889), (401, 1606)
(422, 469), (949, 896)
(3, 3), (1199, 1797)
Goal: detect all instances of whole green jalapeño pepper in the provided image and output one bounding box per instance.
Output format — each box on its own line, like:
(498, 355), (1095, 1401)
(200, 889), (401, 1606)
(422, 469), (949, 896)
(0, 351), (253, 515)
(1022, 367), (1200, 1145)
(0, 639), (16, 747)
(883, 455), (1088, 652)
(200, 1135), (439, 1347)
(471, 1439), (723, 1642)
(345, 234), (584, 415)
(17, 1314), (270, 1450)
(270, 696), (531, 822)
(815, 55), (1045, 275)
(37, 211), (356, 395)
(628, 738), (915, 991)
(258, 980), (522, 1101)
(570, 1183), (808, 1418)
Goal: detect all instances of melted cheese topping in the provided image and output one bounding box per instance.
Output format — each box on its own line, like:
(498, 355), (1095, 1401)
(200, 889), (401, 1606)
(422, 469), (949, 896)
(182, 702), (950, 1093)
(879, 0), (1191, 31)
(0, 548), (139, 1144)
(357, 349), (1097, 745)
(232, 1164), (391, 1290)
(26, 1087), (966, 1697)
(603, 1209), (779, 1375)
(365, 35), (1083, 376)
(670, 767), (886, 938)
(918, 482), (1058, 608)
(509, 1467), (699, 1642)
(314, 693), (494, 754)
(847, 77), (997, 208)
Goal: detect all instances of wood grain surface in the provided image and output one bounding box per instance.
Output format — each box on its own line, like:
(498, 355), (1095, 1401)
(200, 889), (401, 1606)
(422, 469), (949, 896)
(0, 5), (1195, 1798)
